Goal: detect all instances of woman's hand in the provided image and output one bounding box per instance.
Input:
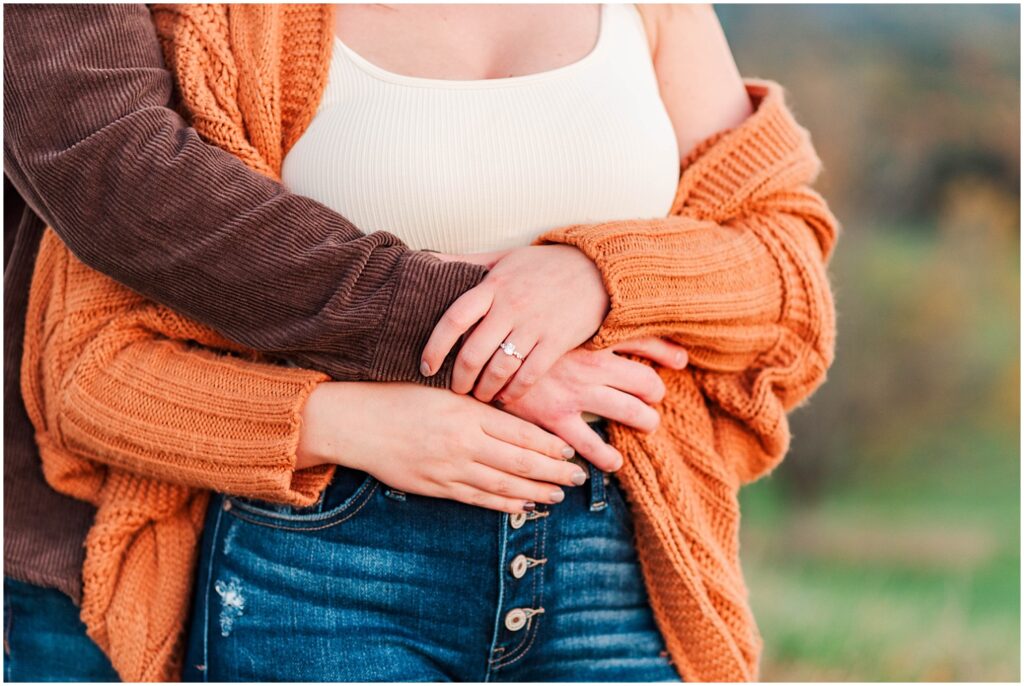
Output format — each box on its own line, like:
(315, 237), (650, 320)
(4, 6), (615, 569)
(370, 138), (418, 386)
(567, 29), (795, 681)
(498, 337), (689, 471)
(296, 382), (587, 514)
(420, 244), (610, 403)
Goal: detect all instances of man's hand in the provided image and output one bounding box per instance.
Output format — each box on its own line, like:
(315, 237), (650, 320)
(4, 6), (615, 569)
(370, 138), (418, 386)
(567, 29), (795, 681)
(498, 337), (689, 471)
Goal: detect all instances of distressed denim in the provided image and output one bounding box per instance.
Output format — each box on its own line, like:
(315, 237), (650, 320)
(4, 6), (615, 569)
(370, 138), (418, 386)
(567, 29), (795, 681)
(3, 578), (120, 682)
(183, 424), (681, 682)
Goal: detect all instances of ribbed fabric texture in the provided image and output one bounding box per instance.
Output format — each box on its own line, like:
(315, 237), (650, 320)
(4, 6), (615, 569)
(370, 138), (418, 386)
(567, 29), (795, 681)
(282, 3), (679, 254)
(536, 80), (839, 681)
(19, 4), (839, 682)
(4, 3), (489, 604)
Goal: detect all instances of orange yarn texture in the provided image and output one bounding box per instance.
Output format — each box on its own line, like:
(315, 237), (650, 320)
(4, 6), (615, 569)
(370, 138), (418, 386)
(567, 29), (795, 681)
(19, 4), (839, 682)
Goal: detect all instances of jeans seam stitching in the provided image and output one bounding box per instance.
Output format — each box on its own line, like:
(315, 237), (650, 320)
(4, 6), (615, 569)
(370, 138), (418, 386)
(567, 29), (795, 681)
(492, 506), (547, 669)
(484, 513), (509, 681)
(3, 586), (12, 677)
(225, 482), (379, 531)
(227, 476), (376, 523)
(200, 502), (225, 682)
(494, 511), (542, 661)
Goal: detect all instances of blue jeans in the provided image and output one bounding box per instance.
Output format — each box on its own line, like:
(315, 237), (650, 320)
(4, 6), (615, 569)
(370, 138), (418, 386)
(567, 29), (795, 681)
(183, 426), (681, 682)
(3, 577), (120, 682)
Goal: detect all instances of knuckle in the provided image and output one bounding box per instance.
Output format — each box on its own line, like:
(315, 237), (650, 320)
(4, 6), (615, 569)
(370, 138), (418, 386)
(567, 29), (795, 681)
(516, 371), (539, 388)
(458, 352), (485, 370)
(644, 372), (666, 402)
(513, 451), (531, 475)
(493, 477), (512, 495)
(444, 310), (473, 331)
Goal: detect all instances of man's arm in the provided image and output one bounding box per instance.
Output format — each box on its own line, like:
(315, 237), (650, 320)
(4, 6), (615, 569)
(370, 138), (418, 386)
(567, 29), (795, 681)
(3, 4), (486, 386)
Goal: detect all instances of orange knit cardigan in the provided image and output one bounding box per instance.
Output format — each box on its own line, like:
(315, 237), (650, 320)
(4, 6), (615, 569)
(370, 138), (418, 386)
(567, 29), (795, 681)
(20, 4), (839, 682)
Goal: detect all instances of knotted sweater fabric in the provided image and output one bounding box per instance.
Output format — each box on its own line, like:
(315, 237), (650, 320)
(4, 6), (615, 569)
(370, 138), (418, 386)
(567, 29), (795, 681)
(20, 3), (839, 682)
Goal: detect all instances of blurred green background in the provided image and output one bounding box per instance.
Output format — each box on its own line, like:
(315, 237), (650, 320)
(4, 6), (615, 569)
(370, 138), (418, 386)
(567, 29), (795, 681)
(715, 4), (1020, 681)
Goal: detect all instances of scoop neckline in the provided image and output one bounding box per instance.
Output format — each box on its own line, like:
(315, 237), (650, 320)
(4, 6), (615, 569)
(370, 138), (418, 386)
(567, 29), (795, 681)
(332, 4), (609, 89)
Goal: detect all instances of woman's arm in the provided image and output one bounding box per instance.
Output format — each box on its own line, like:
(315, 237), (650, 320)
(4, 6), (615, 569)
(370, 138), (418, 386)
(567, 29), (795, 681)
(534, 5), (839, 481)
(22, 229), (607, 513)
(431, 6), (837, 485)
(417, 6), (758, 401)
(23, 226), (686, 511)
(21, 229), (335, 507)
(643, 4), (754, 163)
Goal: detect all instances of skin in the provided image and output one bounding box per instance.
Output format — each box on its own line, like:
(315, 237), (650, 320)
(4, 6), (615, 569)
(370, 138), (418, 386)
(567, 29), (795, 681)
(297, 338), (688, 514)
(420, 4), (754, 401)
(296, 4), (752, 514)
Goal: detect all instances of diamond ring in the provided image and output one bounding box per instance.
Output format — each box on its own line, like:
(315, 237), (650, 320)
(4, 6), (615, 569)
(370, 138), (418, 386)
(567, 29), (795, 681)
(499, 341), (525, 361)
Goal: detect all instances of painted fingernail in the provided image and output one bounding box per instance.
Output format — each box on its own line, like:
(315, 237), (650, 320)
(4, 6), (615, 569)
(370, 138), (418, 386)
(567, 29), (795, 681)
(420, 360), (432, 376)
(571, 469), (587, 486)
(549, 489), (565, 503)
(561, 446), (575, 459)
(523, 502), (536, 512)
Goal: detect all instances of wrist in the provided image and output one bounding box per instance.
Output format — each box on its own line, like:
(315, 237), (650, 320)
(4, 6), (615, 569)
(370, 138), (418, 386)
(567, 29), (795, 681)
(297, 382), (357, 471)
(296, 382), (377, 472)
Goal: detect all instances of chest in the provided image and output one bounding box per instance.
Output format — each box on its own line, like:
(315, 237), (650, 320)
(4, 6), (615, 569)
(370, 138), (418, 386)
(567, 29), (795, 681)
(334, 4), (604, 82)
(281, 3), (680, 254)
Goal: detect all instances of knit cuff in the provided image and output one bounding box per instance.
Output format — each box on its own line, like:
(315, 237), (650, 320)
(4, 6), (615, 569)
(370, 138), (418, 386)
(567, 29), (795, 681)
(671, 78), (822, 221)
(58, 340), (335, 506)
(536, 217), (782, 350)
(371, 250), (488, 387)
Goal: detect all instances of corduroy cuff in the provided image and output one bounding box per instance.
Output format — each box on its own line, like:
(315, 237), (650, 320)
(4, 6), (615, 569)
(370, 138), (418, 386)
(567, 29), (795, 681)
(371, 250), (488, 386)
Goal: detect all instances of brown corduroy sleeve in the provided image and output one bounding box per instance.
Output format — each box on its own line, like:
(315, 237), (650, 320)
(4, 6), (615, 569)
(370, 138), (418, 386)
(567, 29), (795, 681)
(2, 4), (486, 387)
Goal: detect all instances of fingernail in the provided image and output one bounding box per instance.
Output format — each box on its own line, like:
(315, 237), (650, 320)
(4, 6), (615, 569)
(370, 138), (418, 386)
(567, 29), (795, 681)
(675, 351), (686, 367)
(571, 469), (587, 486)
(549, 489), (565, 503)
(613, 456), (624, 471)
(561, 446), (575, 459)
(523, 502), (536, 512)
(420, 360), (432, 376)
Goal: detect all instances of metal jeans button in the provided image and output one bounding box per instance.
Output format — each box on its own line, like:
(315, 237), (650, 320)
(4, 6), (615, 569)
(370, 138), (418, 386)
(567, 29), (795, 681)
(509, 512), (527, 529)
(504, 608), (528, 631)
(504, 607), (544, 631)
(510, 554), (529, 579)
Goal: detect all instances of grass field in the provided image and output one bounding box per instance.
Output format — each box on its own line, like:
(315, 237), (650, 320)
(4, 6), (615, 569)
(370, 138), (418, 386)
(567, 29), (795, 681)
(740, 427), (1019, 681)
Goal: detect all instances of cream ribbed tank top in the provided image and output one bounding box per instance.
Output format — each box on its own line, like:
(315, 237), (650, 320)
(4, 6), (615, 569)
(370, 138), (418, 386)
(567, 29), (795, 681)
(282, 3), (680, 254)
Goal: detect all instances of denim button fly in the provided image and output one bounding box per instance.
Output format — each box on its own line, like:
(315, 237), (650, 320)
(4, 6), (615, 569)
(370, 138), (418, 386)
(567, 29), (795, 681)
(510, 554), (529, 579)
(504, 608), (528, 631)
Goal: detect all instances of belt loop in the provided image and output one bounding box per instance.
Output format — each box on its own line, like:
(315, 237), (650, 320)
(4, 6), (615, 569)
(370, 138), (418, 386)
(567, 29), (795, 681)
(588, 460), (608, 511)
(583, 418), (611, 512)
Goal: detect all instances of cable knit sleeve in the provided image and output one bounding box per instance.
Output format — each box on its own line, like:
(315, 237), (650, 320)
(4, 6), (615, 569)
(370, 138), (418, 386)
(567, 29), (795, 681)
(538, 79), (839, 484)
(20, 229), (336, 508)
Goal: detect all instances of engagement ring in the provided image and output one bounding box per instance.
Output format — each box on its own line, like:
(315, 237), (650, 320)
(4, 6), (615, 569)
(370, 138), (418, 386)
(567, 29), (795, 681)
(499, 341), (525, 361)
